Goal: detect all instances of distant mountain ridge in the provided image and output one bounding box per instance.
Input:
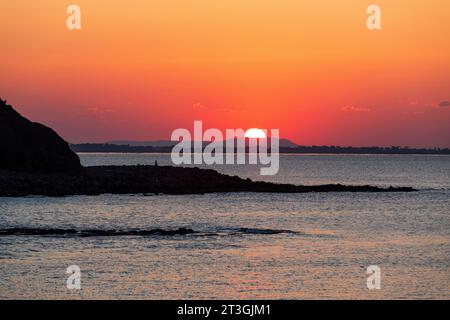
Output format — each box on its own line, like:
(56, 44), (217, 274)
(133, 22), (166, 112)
(108, 140), (178, 147)
(71, 142), (450, 154)
(108, 138), (299, 148)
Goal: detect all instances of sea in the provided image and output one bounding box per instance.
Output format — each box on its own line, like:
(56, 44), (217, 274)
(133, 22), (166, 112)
(0, 154), (449, 299)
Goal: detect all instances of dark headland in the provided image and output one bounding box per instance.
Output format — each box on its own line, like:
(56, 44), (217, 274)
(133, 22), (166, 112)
(0, 99), (415, 197)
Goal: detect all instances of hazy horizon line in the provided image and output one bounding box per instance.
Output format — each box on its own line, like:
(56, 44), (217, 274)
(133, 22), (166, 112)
(70, 140), (450, 150)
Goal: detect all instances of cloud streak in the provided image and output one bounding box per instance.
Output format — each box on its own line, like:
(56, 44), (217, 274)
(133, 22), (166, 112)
(341, 105), (371, 112)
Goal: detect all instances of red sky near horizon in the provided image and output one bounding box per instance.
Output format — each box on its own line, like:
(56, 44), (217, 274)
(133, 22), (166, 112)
(1, 0), (449, 147)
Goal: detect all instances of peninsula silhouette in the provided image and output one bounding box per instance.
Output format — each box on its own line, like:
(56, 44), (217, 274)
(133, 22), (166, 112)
(0, 99), (415, 197)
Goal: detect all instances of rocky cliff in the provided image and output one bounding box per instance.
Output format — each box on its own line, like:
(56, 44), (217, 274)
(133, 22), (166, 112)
(0, 99), (81, 172)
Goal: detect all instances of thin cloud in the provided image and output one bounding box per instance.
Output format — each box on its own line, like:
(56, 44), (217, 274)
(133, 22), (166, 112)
(192, 102), (206, 109)
(216, 107), (235, 113)
(438, 101), (450, 107)
(86, 106), (116, 120)
(87, 106), (115, 114)
(192, 102), (239, 113)
(341, 105), (371, 112)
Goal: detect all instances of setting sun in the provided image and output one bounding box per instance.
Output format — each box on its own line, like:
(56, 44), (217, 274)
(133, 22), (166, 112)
(0, 0), (449, 303)
(244, 128), (267, 139)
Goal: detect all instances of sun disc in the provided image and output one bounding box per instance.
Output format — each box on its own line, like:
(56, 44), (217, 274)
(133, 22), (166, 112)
(244, 128), (266, 139)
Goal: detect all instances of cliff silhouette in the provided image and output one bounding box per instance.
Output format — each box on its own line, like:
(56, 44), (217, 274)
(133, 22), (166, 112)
(0, 99), (415, 197)
(0, 98), (81, 172)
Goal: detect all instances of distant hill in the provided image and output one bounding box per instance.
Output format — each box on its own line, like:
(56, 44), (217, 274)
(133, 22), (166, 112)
(278, 138), (299, 148)
(71, 142), (450, 155)
(107, 138), (299, 148)
(108, 140), (178, 147)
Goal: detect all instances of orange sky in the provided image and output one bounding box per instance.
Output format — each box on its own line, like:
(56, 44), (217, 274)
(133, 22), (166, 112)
(1, 0), (449, 146)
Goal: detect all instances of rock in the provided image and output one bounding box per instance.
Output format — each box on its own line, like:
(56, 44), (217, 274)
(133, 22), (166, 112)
(0, 165), (416, 197)
(0, 227), (197, 237)
(0, 99), (82, 173)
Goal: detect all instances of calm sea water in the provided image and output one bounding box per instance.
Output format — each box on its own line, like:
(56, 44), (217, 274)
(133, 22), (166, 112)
(0, 154), (449, 299)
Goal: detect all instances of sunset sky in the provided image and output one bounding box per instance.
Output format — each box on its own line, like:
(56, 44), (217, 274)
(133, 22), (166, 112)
(1, 0), (449, 147)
